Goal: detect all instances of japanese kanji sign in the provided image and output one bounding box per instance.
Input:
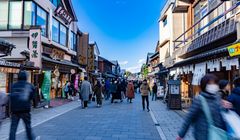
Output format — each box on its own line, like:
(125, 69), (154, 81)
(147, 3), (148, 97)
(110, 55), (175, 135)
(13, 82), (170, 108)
(228, 43), (240, 57)
(29, 28), (42, 68)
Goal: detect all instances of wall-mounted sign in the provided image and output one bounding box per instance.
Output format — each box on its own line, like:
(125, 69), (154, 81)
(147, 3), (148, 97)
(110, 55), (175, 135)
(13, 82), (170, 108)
(228, 43), (240, 57)
(0, 59), (20, 67)
(43, 46), (64, 60)
(29, 28), (42, 68)
(55, 5), (73, 25)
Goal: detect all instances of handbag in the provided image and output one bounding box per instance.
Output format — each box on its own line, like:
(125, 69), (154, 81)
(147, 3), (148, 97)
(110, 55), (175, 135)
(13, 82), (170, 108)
(221, 110), (240, 138)
(92, 96), (95, 102)
(199, 95), (229, 140)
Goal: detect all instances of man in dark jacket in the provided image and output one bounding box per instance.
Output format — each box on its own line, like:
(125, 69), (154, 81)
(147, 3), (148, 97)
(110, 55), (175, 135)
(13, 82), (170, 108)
(152, 83), (157, 101)
(9, 71), (36, 140)
(228, 77), (240, 116)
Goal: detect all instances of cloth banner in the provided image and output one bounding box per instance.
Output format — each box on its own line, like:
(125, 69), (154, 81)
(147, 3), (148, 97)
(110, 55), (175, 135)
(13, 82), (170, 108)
(192, 62), (206, 85)
(41, 71), (51, 101)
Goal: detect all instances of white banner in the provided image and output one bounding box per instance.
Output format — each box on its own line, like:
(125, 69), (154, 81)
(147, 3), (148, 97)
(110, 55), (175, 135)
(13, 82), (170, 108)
(29, 28), (42, 68)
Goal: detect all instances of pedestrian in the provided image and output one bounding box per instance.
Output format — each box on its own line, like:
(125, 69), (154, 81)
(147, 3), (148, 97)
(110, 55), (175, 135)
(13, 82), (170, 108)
(152, 82), (157, 101)
(126, 81), (135, 103)
(116, 81), (123, 102)
(228, 77), (240, 116)
(64, 81), (70, 99)
(120, 80), (127, 99)
(219, 80), (230, 100)
(80, 77), (93, 109)
(105, 79), (111, 100)
(9, 71), (40, 140)
(0, 92), (8, 128)
(110, 81), (117, 103)
(177, 74), (227, 140)
(94, 81), (103, 107)
(140, 79), (150, 111)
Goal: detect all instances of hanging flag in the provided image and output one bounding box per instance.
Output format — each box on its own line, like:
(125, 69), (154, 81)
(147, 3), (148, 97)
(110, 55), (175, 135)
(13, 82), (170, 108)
(41, 71), (51, 101)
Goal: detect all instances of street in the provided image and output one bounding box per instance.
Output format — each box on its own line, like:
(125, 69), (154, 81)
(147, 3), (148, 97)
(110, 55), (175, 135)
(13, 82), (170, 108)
(16, 95), (161, 140)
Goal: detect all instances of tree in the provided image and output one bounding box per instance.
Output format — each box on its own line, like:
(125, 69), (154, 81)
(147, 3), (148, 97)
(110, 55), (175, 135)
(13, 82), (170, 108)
(124, 71), (132, 78)
(141, 64), (148, 79)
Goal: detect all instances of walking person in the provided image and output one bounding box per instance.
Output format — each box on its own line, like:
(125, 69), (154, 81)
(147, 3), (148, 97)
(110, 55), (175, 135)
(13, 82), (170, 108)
(64, 81), (70, 99)
(9, 71), (40, 140)
(110, 81), (117, 103)
(94, 81), (103, 107)
(152, 82), (157, 101)
(120, 80), (127, 99)
(105, 79), (110, 100)
(126, 81), (135, 103)
(0, 92), (8, 128)
(140, 79), (150, 111)
(80, 77), (93, 109)
(177, 74), (227, 140)
(228, 77), (240, 116)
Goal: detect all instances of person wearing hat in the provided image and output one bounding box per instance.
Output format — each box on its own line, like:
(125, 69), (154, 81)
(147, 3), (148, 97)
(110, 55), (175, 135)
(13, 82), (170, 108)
(228, 76), (240, 116)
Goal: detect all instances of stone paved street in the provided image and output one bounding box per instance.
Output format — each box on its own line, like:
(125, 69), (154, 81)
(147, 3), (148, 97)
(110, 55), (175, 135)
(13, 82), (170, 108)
(0, 94), (196, 140)
(16, 95), (161, 140)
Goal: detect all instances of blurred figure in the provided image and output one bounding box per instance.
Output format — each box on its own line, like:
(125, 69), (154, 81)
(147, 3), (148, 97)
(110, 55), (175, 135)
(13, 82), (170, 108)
(9, 71), (38, 140)
(94, 81), (103, 107)
(126, 81), (135, 103)
(0, 92), (8, 128)
(228, 77), (240, 116)
(80, 77), (92, 109)
(105, 79), (111, 100)
(140, 79), (150, 111)
(120, 80), (127, 99)
(64, 81), (70, 99)
(177, 74), (226, 140)
(110, 81), (117, 103)
(152, 82), (158, 101)
(116, 81), (123, 102)
(219, 80), (230, 100)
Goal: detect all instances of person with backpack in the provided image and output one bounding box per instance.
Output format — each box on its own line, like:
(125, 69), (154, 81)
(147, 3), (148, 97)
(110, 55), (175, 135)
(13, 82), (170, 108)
(9, 71), (39, 140)
(177, 74), (227, 140)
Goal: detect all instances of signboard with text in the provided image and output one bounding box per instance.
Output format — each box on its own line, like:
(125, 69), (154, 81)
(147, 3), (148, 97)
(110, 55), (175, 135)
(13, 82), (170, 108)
(228, 43), (240, 57)
(55, 5), (73, 25)
(29, 28), (42, 68)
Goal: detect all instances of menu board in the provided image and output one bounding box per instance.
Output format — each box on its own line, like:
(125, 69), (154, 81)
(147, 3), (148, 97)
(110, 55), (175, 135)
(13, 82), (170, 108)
(0, 73), (7, 92)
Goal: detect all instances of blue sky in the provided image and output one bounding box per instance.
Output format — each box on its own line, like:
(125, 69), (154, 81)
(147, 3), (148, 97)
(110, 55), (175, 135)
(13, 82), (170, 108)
(72, 0), (166, 73)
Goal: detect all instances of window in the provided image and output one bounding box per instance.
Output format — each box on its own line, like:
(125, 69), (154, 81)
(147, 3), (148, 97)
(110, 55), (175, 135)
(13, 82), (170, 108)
(52, 18), (59, 42)
(24, 2), (36, 29)
(163, 17), (167, 27)
(36, 6), (47, 37)
(70, 32), (77, 51)
(59, 24), (67, 46)
(0, 1), (8, 30)
(9, 1), (23, 29)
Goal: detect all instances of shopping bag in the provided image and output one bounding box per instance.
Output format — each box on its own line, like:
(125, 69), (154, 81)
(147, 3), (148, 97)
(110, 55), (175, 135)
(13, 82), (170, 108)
(199, 95), (229, 140)
(92, 96), (96, 102)
(221, 110), (240, 138)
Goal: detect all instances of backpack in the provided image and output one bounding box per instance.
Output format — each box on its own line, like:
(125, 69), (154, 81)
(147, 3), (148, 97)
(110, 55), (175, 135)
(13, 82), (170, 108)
(64, 85), (69, 93)
(199, 95), (229, 140)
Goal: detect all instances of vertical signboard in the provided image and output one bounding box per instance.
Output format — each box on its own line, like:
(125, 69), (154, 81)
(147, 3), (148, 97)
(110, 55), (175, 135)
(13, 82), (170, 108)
(29, 28), (42, 68)
(41, 71), (51, 101)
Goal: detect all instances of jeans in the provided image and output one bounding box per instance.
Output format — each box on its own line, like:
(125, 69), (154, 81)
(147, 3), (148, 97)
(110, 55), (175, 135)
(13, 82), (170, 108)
(152, 92), (157, 101)
(142, 96), (149, 110)
(97, 97), (102, 105)
(9, 112), (34, 140)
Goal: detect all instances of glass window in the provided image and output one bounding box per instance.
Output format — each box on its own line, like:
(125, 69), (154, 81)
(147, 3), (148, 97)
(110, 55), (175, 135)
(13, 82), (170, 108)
(24, 2), (36, 29)
(60, 24), (67, 46)
(163, 17), (167, 27)
(52, 18), (59, 42)
(49, 0), (58, 7)
(36, 6), (47, 37)
(70, 32), (77, 51)
(9, 1), (23, 29)
(0, 1), (8, 30)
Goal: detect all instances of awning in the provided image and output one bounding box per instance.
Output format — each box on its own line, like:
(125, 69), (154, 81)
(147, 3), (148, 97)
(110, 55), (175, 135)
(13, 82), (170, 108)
(174, 47), (228, 67)
(42, 55), (80, 69)
(103, 73), (116, 78)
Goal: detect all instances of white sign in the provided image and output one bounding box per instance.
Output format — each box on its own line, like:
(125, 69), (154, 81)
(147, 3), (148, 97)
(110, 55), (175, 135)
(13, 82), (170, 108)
(29, 28), (42, 68)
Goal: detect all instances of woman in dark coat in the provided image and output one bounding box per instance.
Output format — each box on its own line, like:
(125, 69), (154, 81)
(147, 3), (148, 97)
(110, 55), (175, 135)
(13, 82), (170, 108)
(177, 74), (226, 140)
(94, 81), (103, 107)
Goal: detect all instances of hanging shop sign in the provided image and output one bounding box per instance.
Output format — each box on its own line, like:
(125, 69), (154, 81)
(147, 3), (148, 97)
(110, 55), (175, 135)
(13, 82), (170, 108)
(41, 71), (51, 101)
(55, 5), (73, 25)
(228, 43), (240, 57)
(29, 28), (42, 68)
